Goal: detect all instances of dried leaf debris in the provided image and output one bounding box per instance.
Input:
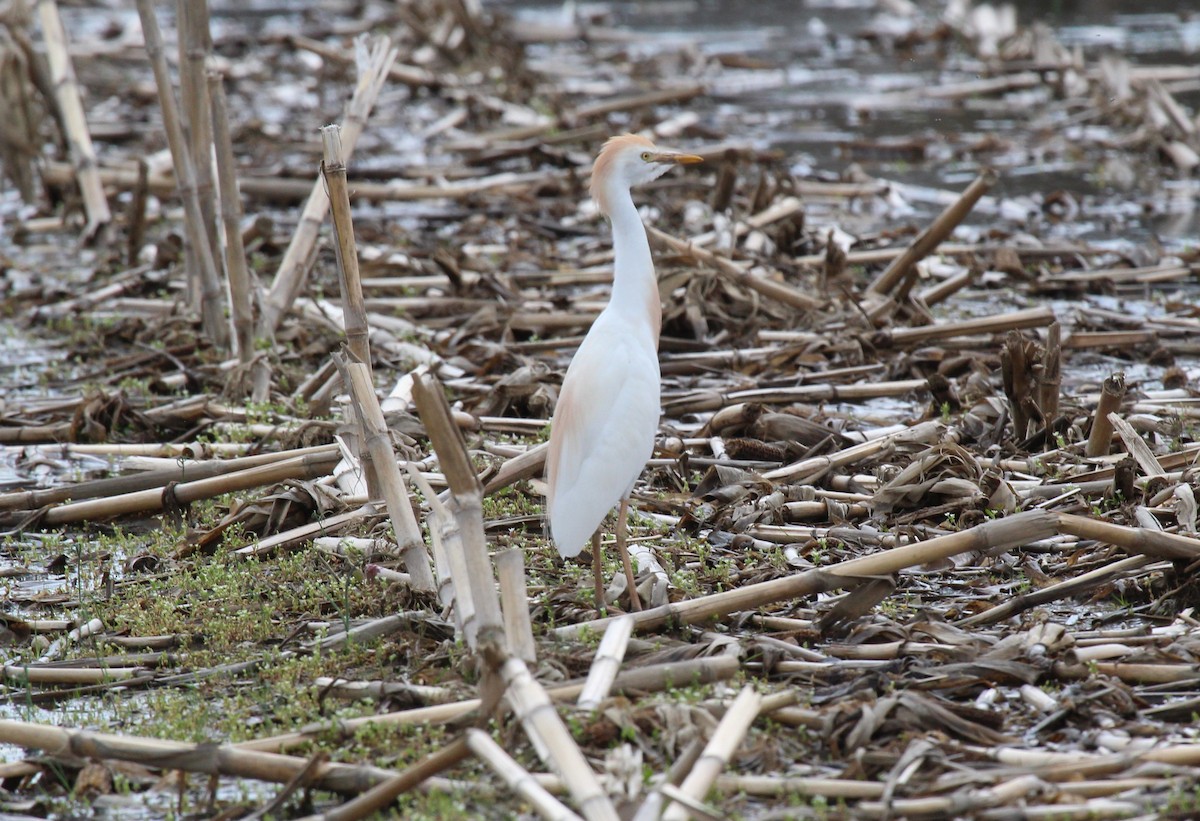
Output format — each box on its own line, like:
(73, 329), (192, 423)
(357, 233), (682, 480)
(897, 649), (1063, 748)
(1, 0), (1200, 818)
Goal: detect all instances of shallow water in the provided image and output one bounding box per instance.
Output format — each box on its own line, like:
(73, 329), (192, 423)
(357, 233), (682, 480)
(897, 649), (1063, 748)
(504, 0), (1200, 247)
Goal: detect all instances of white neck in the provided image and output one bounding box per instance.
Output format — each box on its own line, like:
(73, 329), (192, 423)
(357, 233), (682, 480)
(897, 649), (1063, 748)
(603, 184), (662, 343)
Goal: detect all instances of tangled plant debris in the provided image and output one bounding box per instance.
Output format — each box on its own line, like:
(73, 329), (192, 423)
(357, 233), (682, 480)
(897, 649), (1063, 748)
(1, 0), (1199, 818)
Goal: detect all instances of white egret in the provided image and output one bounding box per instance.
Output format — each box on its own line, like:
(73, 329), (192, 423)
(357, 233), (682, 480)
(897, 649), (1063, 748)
(546, 134), (702, 612)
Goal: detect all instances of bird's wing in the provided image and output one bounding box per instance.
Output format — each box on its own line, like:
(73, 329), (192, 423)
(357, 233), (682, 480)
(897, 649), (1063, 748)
(546, 323), (660, 557)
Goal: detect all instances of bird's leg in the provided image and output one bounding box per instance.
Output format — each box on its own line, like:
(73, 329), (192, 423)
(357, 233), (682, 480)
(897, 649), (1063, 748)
(616, 497), (642, 612)
(591, 530), (606, 615)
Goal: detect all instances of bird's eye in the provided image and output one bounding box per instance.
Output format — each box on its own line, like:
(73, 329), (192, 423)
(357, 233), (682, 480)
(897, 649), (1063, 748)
(640, 151), (652, 161)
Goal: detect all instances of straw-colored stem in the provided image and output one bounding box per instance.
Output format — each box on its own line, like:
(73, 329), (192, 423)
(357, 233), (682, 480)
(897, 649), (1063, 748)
(412, 374), (480, 496)
(126, 159), (149, 267)
(662, 686), (762, 821)
(0, 718), (420, 795)
(1002, 330), (1031, 440)
(35, 0), (110, 238)
(259, 37), (397, 336)
(297, 736), (470, 821)
(1056, 513), (1200, 561)
(501, 656), (619, 821)
(207, 68), (255, 365)
(854, 774), (1044, 819)
(177, 0), (220, 291)
(976, 740), (1200, 770)
(714, 774), (885, 799)
(885, 305), (1055, 347)
(576, 615), (634, 710)
(321, 125), (372, 374)
(709, 151), (737, 212)
(466, 729), (584, 821)
(1055, 660), (1200, 684)
(483, 442), (548, 495)
(293, 361), (339, 418)
(41, 450), (339, 526)
(1084, 372), (1125, 457)
(453, 488), (504, 651)
(0, 444), (336, 511)
(917, 267), (976, 306)
(3, 666), (143, 685)
(252, 751), (328, 821)
(135, 0), (228, 349)
(293, 359), (338, 403)
(232, 505), (367, 558)
(238, 655), (738, 755)
(303, 612), (427, 654)
(1040, 321), (1061, 426)
(866, 168), (997, 297)
(1107, 412), (1165, 476)
(37, 617), (102, 663)
(646, 224), (821, 312)
(0, 34), (38, 203)
(665, 377), (932, 416)
(311, 677), (453, 705)
(556, 509), (1059, 640)
(405, 464), (458, 616)
(437, 499), (476, 643)
(958, 554), (1155, 628)
(18, 440), (252, 459)
(1066, 329), (1160, 348)
(764, 419), (944, 482)
(496, 548), (537, 664)
(412, 373), (504, 646)
(251, 358), (272, 403)
(631, 738), (707, 821)
(334, 355), (379, 500)
(340, 361), (435, 591)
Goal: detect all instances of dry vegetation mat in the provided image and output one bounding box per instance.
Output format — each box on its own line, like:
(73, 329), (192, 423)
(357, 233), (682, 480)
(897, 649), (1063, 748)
(1, 0), (1200, 818)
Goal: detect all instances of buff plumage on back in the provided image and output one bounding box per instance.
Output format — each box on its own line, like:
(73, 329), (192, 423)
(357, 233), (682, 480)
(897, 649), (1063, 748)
(589, 133), (656, 216)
